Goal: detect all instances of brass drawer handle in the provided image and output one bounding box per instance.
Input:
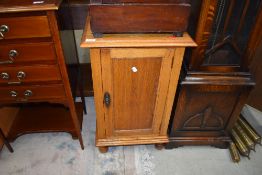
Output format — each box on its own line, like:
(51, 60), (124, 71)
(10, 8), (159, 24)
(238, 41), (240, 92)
(0, 25), (9, 39)
(17, 71), (26, 80)
(0, 50), (18, 64)
(1, 72), (10, 80)
(10, 91), (18, 98)
(24, 90), (33, 97)
(9, 50), (18, 60)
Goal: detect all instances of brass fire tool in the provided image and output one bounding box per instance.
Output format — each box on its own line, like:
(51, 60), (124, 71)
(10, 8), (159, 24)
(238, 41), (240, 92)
(238, 116), (261, 145)
(234, 122), (256, 151)
(231, 128), (250, 159)
(229, 142), (241, 163)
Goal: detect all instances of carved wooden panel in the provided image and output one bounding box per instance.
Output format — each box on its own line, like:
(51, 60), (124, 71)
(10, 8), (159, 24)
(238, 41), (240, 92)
(182, 106), (224, 130)
(171, 83), (247, 137)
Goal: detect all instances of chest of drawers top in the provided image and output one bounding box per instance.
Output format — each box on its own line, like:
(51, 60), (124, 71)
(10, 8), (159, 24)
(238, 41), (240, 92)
(0, 0), (62, 13)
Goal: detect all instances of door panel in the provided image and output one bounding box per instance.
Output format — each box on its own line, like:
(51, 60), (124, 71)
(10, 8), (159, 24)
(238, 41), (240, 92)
(101, 48), (174, 137)
(112, 57), (162, 130)
(172, 84), (244, 137)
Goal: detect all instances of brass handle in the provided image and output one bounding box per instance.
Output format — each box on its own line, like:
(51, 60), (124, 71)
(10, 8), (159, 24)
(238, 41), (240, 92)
(104, 92), (111, 107)
(24, 90), (33, 97)
(1, 72), (10, 80)
(9, 50), (18, 60)
(17, 71), (26, 80)
(10, 91), (18, 97)
(0, 50), (18, 64)
(0, 25), (9, 39)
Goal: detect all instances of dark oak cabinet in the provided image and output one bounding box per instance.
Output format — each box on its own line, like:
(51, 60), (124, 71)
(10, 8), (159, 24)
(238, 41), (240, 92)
(168, 73), (254, 147)
(167, 0), (261, 148)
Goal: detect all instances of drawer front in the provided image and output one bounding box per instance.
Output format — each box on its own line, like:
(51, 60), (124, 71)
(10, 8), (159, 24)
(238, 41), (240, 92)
(0, 16), (51, 39)
(0, 43), (57, 65)
(0, 65), (61, 84)
(0, 84), (66, 102)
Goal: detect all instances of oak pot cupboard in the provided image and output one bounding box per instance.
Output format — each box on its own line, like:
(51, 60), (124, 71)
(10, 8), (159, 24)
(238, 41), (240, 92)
(81, 17), (196, 152)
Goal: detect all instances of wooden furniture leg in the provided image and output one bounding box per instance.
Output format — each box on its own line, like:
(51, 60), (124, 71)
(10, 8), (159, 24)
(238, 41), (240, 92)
(0, 128), (13, 153)
(98, 146), (109, 153)
(155, 143), (165, 150)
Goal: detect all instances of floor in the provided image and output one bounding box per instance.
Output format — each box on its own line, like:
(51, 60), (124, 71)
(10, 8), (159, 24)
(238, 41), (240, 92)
(0, 98), (262, 175)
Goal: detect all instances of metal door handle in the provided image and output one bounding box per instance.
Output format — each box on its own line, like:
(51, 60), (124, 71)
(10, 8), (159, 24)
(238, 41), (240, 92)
(104, 92), (111, 107)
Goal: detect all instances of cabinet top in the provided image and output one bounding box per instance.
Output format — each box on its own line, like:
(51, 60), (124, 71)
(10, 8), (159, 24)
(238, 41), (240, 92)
(81, 17), (197, 48)
(0, 0), (62, 13)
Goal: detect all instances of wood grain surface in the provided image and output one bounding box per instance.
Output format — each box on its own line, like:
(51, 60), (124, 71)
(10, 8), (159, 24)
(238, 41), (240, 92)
(0, 0), (62, 13)
(89, 4), (191, 33)
(0, 65), (61, 84)
(0, 16), (51, 39)
(0, 43), (57, 65)
(81, 17), (196, 48)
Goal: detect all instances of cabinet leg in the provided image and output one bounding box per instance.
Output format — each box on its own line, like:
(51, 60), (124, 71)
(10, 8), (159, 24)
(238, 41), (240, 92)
(69, 104), (84, 150)
(211, 142), (229, 149)
(79, 137), (84, 150)
(98, 146), (109, 153)
(70, 131), (78, 140)
(165, 142), (182, 149)
(155, 143), (165, 150)
(0, 128), (14, 153)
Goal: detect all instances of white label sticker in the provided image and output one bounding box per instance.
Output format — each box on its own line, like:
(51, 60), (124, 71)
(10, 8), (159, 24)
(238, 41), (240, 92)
(131, 67), (138, 73)
(33, 1), (44, 4)
(85, 39), (96, 42)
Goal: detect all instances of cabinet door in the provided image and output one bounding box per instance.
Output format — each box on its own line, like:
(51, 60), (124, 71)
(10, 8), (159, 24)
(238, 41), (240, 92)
(101, 48), (174, 137)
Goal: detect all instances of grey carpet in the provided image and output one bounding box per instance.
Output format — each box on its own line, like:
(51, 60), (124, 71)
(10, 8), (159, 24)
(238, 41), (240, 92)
(0, 98), (262, 175)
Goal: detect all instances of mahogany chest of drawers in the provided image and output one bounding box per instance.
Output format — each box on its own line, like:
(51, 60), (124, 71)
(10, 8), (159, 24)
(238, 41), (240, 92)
(0, 0), (84, 149)
(89, 0), (191, 36)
